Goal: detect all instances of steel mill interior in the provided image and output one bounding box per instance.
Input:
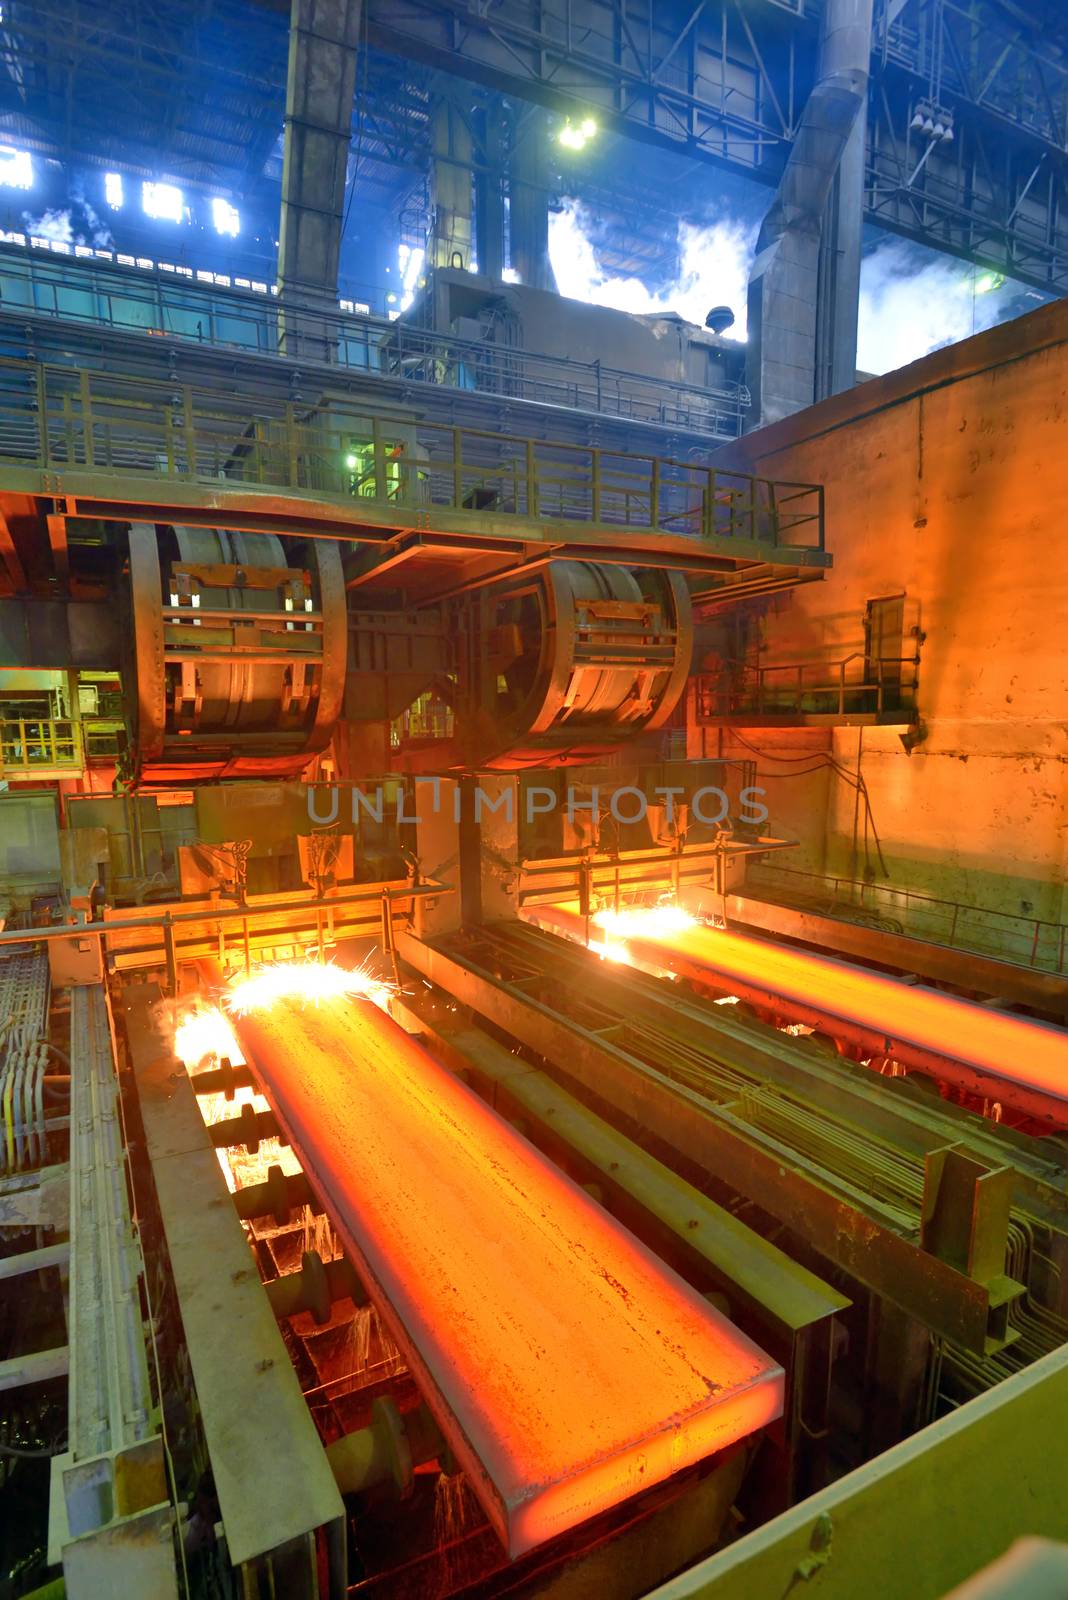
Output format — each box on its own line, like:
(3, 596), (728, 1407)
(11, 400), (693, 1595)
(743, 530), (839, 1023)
(1, 1), (1068, 1596)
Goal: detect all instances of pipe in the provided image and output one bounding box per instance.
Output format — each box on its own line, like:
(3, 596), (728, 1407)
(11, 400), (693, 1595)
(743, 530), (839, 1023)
(747, 0), (874, 423)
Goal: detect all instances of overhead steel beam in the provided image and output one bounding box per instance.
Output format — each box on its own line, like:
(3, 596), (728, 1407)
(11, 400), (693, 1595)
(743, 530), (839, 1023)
(363, 0), (1068, 293)
(865, 75), (1068, 292)
(876, 0), (1068, 161)
(364, 0), (794, 176)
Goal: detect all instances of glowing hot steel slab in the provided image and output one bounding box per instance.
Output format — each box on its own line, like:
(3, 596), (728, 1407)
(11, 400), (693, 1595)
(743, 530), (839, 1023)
(532, 904), (1068, 1122)
(224, 970), (783, 1558)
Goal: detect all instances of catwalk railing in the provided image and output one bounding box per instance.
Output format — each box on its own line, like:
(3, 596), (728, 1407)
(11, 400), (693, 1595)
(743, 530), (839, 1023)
(0, 357), (823, 551)
(748, 864), (1068, 975)
(0, 247), (749, 438)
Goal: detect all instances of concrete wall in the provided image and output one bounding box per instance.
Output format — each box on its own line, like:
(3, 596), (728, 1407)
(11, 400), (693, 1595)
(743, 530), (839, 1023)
(707, 299), (1068, 943)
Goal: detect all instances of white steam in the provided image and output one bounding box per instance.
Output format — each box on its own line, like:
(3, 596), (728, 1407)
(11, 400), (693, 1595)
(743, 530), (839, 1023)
(548, 196), (1030, 375)
(22, 197), (113, 250)
(548, 198), (753, 339)
(856, 241), (1018, 374)
(22, 207), (74, 245)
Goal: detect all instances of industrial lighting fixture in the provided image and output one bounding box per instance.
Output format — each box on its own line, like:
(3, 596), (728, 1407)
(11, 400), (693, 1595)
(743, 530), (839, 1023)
(975, 271), (1006, 294)
(211, 197), (240, 237)
(104, 172), (124, 209)
(0, 145), (32, 190)
(910, 99), (954, 144)
(556, 115), (598, 151)
(142, 181), (184, 222)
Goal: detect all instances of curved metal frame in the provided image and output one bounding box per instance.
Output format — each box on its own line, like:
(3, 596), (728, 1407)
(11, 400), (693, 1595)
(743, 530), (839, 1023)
(478, 560), (694, 769)
(126, 522), (347, 783)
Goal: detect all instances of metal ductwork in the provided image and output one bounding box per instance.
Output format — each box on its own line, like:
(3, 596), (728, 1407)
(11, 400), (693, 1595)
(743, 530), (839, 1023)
(746, 0), (874, 426)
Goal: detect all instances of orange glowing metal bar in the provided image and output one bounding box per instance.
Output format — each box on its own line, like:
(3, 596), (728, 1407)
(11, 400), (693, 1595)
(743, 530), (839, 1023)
(225, 981), (783, 1557)
(533, 904), (1068, 1120)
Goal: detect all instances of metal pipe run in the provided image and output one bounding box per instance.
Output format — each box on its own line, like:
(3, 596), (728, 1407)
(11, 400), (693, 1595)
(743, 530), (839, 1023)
(530, 905), (1068, 1127)
(224, 978), (783, 1559)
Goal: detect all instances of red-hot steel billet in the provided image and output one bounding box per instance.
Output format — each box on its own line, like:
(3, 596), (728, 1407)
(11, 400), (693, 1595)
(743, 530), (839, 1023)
(529, 903), (1068, 1125)
(225, 976), (784, 1558)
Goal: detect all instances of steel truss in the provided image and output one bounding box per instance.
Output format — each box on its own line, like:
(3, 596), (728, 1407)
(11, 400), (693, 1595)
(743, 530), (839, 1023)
(364, 0), (1068, 291)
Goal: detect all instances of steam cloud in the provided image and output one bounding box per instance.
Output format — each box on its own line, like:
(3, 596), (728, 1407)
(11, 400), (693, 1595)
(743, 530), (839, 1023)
(548, 199), (753, 339)
(22, 194), (113, 250)
(22, 207), (74, 245)
(855, 241), (1019, 374)
(547, 196), (1030, 375)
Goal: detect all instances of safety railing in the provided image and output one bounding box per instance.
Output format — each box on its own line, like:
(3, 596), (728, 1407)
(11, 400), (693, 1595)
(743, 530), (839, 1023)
(0, 717), (81, 772)
(747, 863), (1068, 975)
(0, 246), (749, 438)
(695, 650), (914, 719)
(0, 357), (824, 550)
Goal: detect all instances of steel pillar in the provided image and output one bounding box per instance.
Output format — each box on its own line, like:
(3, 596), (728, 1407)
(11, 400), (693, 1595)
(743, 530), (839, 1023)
(475, 102), (508, 283)
(430, 93), (474, 272)
(509, 107), (556, 291)
(276, 0), (363, 360)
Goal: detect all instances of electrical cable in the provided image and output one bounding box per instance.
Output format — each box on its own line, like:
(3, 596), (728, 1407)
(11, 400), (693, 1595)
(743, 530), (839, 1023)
(725, 729), (888, 877)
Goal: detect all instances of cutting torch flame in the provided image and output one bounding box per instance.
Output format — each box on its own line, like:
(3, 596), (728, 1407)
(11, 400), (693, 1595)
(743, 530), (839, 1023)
(226, 959), (394, 1017)
(171, 961), (393, 1193)
(174, 1005), (245, 1069)
(592, 904), (700, 939)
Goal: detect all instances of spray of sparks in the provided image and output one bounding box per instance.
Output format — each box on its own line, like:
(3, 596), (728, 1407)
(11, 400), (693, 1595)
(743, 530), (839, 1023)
(171, 961), (394, 1191)
(592, 904), (699, 939)
(225, 959), (394, 1017)
(174, 1004), (245, 1069)
(583, 902), (703, 965)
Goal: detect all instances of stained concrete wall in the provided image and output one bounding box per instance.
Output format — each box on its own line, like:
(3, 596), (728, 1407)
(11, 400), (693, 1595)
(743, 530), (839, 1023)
(708, 299), (1068, 944)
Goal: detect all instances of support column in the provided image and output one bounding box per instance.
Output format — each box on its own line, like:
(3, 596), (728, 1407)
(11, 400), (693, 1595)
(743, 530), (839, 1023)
(746, 0), (873, 426)
(276, 0), (363, 361)
(430, 94), (474, 272)
(475, 102), (508, 282)
(509, 107), (557, 291)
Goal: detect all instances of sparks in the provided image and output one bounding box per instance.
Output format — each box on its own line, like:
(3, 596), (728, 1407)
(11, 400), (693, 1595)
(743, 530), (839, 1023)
(592, 904), (700, 940)
(173, 1005), (245, 1070)
(225, 959), (394, 1017)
